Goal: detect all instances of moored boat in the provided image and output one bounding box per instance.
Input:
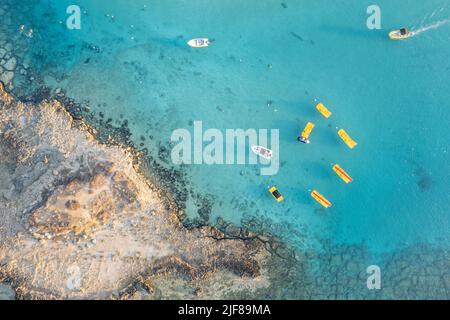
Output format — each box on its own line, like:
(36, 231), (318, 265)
(269, 186), (284, 202)
(251, 145), (273, 160)
(316, 103), (332, 118)
(187, 38), (210, 48)
(332, 164), (353, 183)
(337, 129), (357, 149)
(298, 122), (315, 144)
(311, 190), (332, 208)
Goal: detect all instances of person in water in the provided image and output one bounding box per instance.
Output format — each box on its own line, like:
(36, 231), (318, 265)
(297, 136), (310, 144)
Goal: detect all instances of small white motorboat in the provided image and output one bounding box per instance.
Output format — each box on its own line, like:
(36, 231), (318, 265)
(187, 38), (210, 48)
(251, 145), (273, 160)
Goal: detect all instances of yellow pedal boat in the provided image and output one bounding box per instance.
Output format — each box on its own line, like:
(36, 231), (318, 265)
(332, 164), (353, 183)
(311, 190), (332, 208)
(338, 129), (357, 149)
(298, 122), (314, 144)
(316, 103), (332, 118)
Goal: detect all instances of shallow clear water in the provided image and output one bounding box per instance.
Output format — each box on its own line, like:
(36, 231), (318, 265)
(3, 0), (450, 298)
(0, 283), (15, 300)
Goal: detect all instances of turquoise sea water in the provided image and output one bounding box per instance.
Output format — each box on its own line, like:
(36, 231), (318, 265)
(3, 0), (450, 298)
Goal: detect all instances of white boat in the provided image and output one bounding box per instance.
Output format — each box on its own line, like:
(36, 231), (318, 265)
(251, 145), (273, 160)
(187, 38), (210, 48)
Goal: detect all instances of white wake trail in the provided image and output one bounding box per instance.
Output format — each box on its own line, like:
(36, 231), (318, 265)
(412, 18), (450, 36)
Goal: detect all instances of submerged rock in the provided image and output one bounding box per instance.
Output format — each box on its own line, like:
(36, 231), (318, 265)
(0, 283), (15, 300)
(0, 83), (270, 299)
(3, 56), (16, 71)
(0, 70), (13, 85)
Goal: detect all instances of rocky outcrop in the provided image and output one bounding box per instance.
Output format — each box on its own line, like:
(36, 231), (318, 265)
(0, 83), (269, 299)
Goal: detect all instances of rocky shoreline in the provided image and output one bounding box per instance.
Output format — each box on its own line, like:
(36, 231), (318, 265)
(0, 82), (278, 299)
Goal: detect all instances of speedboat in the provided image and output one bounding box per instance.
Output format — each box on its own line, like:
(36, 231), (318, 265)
(388, 28), (414, 40)
(187, 38), (210, 48)
(251, 145), (273, 160)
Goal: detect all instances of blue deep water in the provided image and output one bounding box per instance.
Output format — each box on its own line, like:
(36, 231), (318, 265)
(2, 0), (450, 298)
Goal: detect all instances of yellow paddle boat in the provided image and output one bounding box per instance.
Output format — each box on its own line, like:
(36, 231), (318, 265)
(316, 103), (332, 118)
(332, 164), (353, 183)
(311, 190), (332, 208)
(298, 122), (315, 144)
(338, 129), (357, 149)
